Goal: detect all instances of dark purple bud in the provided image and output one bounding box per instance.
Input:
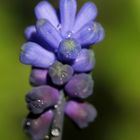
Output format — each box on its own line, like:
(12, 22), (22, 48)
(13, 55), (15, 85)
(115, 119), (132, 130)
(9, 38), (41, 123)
(30, 68), (48, 86)
(58, 38), (81, 63)
(65, 74), (94, 99)
(65, 101), (97, 128)
(26, 86), (59, 114)
(48, 61), (73, 86)
(24, 110), (54, 140)
(72, 49), (96, 72)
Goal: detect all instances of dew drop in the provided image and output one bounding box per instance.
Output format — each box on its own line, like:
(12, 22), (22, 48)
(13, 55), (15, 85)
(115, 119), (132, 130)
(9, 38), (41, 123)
(44, 135), (49, 139)
(88, 27), (92, 31)
(37, 99), (44, 105)
(54, 105), (58, 109)
(26, 121), (31, 127)
(66, 31), (72, 38)
(51, 128), (60, 137)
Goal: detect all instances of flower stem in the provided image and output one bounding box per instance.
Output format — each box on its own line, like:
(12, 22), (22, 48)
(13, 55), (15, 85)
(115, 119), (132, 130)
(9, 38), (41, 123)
(49, 90), (66, 140)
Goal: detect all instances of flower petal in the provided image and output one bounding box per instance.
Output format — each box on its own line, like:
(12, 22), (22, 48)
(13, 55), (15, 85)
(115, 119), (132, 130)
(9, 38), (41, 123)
(96, 23), (105, 43)
(20, 42), (55, 68)
(65, 101), (97, 128)
(35, 1), (59, 28)
(60, 0), (77, 37)
(24, 25), (49, 48)
(73, 2), (97, 33)
(24, 25), (36, 40)
(65, 74), (94, 99)
(72, 49), (96, 72)
(26, 86), (59, 114)
(74, 22), (104, 46)
(24, 110), (54, 140)
(30, 68), (48, 86)
(36, 19), (62, 52)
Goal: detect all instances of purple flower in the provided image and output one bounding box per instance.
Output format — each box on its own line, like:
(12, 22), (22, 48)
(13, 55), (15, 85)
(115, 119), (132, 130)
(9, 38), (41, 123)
(30, 68), (48, 86)
(65, 101), (97, 128)
(24, 110), (54, 140)
(26, 86), (59, 114)
(21, 0), (105, 139)
(65, 74), (94, 99)
(48, 61), (74, 86)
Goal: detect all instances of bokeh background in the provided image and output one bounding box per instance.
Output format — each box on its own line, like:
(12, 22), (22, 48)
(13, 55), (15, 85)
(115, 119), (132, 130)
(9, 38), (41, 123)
(0, 0), (140, 140)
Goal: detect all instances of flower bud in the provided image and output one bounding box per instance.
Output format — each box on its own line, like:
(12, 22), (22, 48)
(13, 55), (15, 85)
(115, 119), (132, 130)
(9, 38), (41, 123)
(20, 42), (55, 68)
(48, 61), (73, 86)
(24, 110), (54, 140)
(65, 74), (94, 99)
(26, 86), (59, 114)
(58, 38), (81, 63)
(72, 49), (95, 72)
(65, 101), (97, 128)
(30, 68), (48, 86)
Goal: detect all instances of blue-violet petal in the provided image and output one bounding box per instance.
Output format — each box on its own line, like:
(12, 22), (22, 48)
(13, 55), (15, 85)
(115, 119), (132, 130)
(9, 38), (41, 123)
(73, 2), (97, 33)
(60, 0), (77, 37)
(72, 49), (95, 72)
(20, 42), (55, 68)
(35, 1), (59, 28)
(36, 19), (62, 51)
(74, 22), (104, 46)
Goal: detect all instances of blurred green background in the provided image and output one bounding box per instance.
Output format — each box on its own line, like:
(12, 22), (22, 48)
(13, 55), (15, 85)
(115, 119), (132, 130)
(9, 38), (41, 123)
(0, 0), (140, 140)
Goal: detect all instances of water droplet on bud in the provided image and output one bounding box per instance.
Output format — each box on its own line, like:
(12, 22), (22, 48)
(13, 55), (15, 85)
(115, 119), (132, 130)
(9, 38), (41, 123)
(26, 121), (31, 127)
(66, 31), (72, 38)
(45, 135), (49, 139)
(51, 128), (60, 137)
(54, 105), (58, 109)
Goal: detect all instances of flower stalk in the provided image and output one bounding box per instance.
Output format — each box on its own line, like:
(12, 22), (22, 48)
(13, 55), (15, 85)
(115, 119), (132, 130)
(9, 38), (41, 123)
(50, 91), (65, 140)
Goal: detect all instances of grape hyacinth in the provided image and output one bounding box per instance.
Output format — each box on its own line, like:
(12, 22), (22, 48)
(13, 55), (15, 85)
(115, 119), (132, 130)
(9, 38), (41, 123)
(20, 0), (104, 140)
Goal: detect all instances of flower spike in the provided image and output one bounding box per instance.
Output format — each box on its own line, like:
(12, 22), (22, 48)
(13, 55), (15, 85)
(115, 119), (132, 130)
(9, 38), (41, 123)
(20, 0), (104, 140)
